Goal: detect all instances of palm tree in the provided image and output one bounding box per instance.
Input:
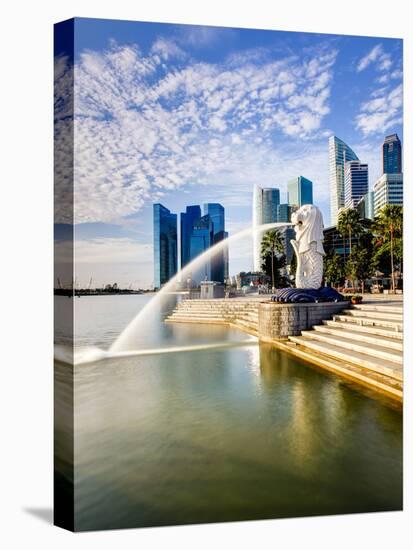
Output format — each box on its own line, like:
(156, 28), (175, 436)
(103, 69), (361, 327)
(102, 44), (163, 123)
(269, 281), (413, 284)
(373, 205), (403, 293)
(337, 208), (363, 257)
(261, 229), (284, 292)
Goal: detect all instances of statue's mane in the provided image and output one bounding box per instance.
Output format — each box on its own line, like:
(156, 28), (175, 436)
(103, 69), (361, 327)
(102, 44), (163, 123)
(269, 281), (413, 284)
(296, 206), (325, 255)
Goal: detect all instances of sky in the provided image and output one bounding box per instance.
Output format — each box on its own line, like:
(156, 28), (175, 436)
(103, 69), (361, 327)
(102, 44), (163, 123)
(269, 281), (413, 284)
(54, 18), (403, 288)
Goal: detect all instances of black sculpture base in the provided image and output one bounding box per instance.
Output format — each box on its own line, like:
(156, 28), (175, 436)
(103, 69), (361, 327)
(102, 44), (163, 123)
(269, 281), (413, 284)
(272, 287), (345, 303)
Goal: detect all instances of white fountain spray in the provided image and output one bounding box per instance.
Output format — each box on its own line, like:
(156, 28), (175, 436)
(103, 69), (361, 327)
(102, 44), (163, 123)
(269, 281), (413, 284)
(110, 221), (292, 353)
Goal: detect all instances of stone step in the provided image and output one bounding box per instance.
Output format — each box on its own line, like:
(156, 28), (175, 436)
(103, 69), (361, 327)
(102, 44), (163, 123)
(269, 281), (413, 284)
(333, 314), (403, 331)
(343, 309), (403, 321)
(323, 320), (403, 340)
(176, 307), (258, 314)
(283, 340), (402, 399)
(298, 330), (402, 364)
(351, 304), (403, 314)
(313, 325), (403, 351)
(230, 320), (258, 336)
(167, 312), (225, 319)
(288, 336), (403, 381)
(165, 316), (226, 324)
(231, 318), (258, 329)
(177, 304), (258, 311)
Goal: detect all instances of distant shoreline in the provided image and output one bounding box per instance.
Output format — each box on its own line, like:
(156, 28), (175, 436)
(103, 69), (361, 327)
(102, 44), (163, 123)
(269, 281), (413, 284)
(54, 290), (156, 297)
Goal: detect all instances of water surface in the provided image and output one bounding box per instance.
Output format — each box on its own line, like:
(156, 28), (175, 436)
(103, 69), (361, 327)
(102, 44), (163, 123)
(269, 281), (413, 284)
(54, 295), (402, 530)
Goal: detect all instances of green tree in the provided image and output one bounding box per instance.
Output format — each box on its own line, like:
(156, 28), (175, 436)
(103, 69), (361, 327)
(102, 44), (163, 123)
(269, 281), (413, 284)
(337, 208), (364, 259)
(373, 205), (403, 292)
(345, 246), (375, 293)
(260, 229), (284, 292)
(324, 252), (345, 288)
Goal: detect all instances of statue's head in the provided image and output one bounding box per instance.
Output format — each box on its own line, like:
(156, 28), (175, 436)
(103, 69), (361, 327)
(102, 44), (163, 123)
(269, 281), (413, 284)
(291, 204), (325, 255)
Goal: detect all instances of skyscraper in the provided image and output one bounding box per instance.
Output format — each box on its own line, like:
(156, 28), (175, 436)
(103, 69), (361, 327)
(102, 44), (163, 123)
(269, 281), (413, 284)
(261, 188), (280, 223)
(344, 160), (368, 208)
(252, 185), (280, 271)
(189, 214), (214, 283)
(357, 191), (375, 220)
(276, 203), (291, 223)
(204, 203), (227, 283)
(383, 134), (402, 174)
(180, 205), (201, 269)
(153, 203), (177, 288)
(374, 173), (403, 215)
(204, 203), (225, 233)
(287, 176), (313, 207)
(329, 136), (359, 225)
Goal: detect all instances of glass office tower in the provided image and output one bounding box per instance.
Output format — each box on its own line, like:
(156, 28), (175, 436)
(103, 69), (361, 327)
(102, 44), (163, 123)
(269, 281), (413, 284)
(329, 136), (359, 225)
(153, 203), (178, 288)
(344, 160), (369, 208)
(180, 205), (201, 269)
(287, 176), (313, 207)
(276, 203), (291, 223)
(203, 203), (227, 283)
(383, 134), (402, 174)
(252, 185), (280, 271)
(204, 203), (225, 233)
(189, 214), (214, 284)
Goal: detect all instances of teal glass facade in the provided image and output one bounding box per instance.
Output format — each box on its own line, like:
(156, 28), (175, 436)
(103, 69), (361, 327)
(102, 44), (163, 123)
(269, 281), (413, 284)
(287, 176), (313, 207)
(262, 188), (280, 223)
(277, 203), (291, 222)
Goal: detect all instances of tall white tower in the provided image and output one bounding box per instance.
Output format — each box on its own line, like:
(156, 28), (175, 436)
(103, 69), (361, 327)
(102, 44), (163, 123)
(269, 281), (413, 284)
(329, 136), (359, 226)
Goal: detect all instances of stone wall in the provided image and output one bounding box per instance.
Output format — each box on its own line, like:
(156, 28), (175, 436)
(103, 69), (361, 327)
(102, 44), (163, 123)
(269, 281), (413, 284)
(258, 301), (348, 341)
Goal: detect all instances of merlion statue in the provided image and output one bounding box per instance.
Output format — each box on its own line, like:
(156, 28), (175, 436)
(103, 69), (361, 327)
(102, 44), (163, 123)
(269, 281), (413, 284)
(273, 205), (343, 303)
(290, 204), (325, 289)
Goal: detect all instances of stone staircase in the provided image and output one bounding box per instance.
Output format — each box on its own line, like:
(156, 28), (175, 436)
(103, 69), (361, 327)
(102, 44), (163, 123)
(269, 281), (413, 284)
(165, 299), (260, 336)
(287, 301), (403, 398)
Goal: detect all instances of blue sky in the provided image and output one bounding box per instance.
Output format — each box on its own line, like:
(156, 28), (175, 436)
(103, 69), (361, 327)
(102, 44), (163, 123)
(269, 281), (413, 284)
(54, 18), (403, 288)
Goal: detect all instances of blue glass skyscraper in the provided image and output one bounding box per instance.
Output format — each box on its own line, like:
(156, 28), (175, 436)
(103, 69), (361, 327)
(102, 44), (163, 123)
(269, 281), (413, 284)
(204, 203), (227, 282)
(383, 134), (402, 174)
(179, 202), (227, 284)
(180, 205), (201, 269)
(204, 203), (225, 233)
(287, 176), (313, 207)
(153, 203), (177, 288)
(189, 214), (214, 283)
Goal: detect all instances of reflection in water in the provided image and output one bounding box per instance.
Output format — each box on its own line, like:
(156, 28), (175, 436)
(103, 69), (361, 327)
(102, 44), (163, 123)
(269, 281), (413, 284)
(54, 296), (402, 531)
(55, 341), (402, 531)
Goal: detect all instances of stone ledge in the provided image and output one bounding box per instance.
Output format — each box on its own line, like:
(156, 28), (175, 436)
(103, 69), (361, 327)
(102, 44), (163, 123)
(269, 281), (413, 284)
(258, 301), (348, 341)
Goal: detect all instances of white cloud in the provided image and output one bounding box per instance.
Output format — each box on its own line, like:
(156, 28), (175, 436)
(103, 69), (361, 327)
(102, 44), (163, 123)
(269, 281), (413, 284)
(151, 37), (186, 61)
(357, 44), (383, 72)
(355, 83), (402, 135)
(356, 43), (401, 94)
(54, 42), (338, 224)
(378, 53), (392, 71)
